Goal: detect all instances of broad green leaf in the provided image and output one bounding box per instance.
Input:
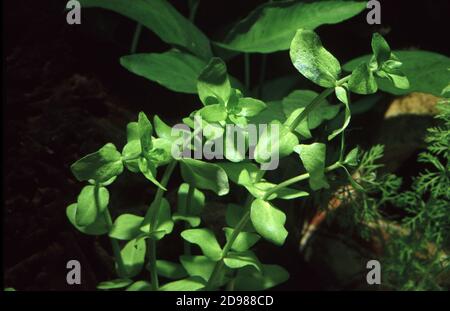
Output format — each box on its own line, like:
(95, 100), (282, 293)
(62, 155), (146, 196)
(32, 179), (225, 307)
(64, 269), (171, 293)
(153, 115), (173, 140)
(344, 51), (450, 96)
(120, 51), (207, 94)
(79, 0), (212, 60)
(258, 75), (299, 102)
(250, 199), (288, 246)
(126, 122), (139, 142)
(121, 238), (146, 278)
(180, 159), (229, 196)
(147, 139), (172, 167)
(254, 121), (299, 165)
(349, 63), (378, 94)
(75, 185), (109, 227)
(248, 101), (286, 126)
(66, 203), (109, 235)
(290, 29), (341, 88)
(97, 278), (133, 290)
(155, 260), (188, 280)
(335, 86), (349, 105)
(234, 264), (289, 291)
(181, 228), (222, 261)
(282, 90), (340, 134)
(126, 280), (152, 291)
(197, 58), (231, 106)
(226, 204), (255, 232)
(138, 112), (153, 156)
(140, 198), (174, 239)
(198, 104), (228, 122)
(295, 143), (329, 190)
(71, 143), (123, 183)
(109, 214), (144, 240)
(223, 228), (260, 252)
(138, 157), (166, 190)
(159, 276), (206, 291)
(344, 147), (360, 167)
(224, 251), (262, 272)
(180, 255), (216, 281)
(371, 33), (391, 66)
(235, 98), (267, 117)
(216, 162), (262, 186)
(219, 1), (365, 53)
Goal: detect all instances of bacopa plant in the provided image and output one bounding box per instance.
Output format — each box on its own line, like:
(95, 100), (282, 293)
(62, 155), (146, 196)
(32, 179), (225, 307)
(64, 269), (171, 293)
(65, 0), (448, 291)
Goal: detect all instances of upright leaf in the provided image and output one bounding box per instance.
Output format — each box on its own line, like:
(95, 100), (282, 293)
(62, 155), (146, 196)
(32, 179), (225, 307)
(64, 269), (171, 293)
(79, 0), (212, 59)
(348, 63), (378, 94)
(290, 29), (341, 88)
(344, 51), (450, 96)
(250, 199), (288, 246)
(75, 185), (109, 227)
(295, 143), (329, 190)
(197, 58), (231, 106)
(121, 238), (146, 278)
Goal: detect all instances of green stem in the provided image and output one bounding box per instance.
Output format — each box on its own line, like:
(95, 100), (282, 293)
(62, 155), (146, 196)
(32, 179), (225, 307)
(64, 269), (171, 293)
(146, 160), (177, 291)
(130, 23), (142, 54)
(188, 0), (200, 22)
(183, 184), (195, 255)
(257, 54), (267, 98)
(288, 87), (334, 132)
(205, 162), (342, 290)
(95, 184), (126, 277)
(288, 75), (350, 132)
(244, 53), (251, 90)
(263, 162), (342, 200)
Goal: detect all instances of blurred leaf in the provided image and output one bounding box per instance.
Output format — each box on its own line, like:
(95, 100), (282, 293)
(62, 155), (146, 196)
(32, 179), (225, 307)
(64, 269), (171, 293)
(219, 1), (365, 53)
(197, 58), (231, 106)
(120, 51), (206, 94)
(159, 276), (206, 291)
(234, 264), (289, 290)
(79, 0), (212, 59)
(344, 51), (450, 96)
(75, 185), (109, 227)
(155, 260), (188, 280)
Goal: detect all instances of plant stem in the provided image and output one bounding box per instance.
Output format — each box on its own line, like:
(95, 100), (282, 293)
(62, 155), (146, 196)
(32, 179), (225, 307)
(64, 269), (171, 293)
(103, 207), (126, 277)
(147, 160), (177, 291)
(183, 184), (195, 255)
(263, 162), (342, 200)
(205, 162), (342, 290)
(244, 53), (251, 90)
(95, 184), (126, 277)
(288, 87), (334, 132)
(288, 75), (351, 132)
(257, 54), (267, 98)
(188, 0), (200, 22)
(130, 23), (142, 54)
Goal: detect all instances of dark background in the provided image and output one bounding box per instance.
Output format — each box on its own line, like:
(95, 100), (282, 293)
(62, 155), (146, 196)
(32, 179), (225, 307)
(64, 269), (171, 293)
(3, 0), (449, 290)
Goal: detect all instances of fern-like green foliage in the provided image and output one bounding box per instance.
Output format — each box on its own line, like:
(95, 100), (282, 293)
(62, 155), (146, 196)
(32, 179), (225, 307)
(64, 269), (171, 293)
(339, 98), (449, 290)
